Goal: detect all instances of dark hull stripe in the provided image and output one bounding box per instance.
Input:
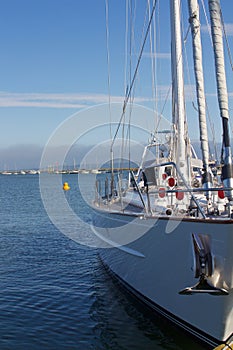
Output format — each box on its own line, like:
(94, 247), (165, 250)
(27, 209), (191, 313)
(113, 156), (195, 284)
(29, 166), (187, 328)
(99, 255), (232, 348)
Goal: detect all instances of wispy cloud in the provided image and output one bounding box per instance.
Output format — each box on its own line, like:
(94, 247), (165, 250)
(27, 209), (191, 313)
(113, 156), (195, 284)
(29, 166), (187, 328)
(143, 52), (170, 59)
(0, 91), (169, 108)
(202, 23), (233, 36)
(222, 23), (233, 35)
(0, 92), (120, 108)
(2, 82), (224, 109)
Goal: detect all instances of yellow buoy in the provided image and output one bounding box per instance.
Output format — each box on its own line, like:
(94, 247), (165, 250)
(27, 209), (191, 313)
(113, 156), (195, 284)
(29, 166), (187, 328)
(63, 182), (70, 191)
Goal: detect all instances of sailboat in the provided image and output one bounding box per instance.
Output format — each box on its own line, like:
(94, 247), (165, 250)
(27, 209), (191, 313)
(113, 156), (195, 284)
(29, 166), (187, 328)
(92, 0), (233, 347)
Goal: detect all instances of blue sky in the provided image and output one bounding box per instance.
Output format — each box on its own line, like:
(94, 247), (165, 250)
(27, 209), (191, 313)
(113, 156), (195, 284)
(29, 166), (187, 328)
(0, 0), (233, 170)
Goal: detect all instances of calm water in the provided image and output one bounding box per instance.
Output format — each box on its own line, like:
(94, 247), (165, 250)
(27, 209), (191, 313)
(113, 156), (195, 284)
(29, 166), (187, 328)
(0, 174), (206, 350)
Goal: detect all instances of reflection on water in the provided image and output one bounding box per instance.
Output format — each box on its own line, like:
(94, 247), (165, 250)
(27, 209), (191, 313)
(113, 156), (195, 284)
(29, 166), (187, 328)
(0, 174), (205, 349)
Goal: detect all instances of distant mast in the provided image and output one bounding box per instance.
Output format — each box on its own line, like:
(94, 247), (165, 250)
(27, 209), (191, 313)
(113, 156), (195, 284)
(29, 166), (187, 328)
(208, 0), (233, 200)
(188, 0), (212, 199)
(170, 0), (191, 185)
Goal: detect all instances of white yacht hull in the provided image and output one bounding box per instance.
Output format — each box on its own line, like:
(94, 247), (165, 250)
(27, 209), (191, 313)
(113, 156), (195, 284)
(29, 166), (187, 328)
(93, 209), (233, 347)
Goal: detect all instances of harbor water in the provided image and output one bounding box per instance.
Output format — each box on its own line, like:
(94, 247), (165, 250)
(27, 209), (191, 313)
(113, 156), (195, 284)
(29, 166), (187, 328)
(0, 173), (206, 349)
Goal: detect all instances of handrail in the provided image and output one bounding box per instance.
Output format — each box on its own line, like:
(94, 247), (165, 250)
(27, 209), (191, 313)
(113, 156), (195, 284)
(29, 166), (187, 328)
(96, 163), (233, 218)
(150, 187), (233, 194)
(95, 180), (101, 206)
(151, 161), (206, 218)
(130, 170), (148, 214)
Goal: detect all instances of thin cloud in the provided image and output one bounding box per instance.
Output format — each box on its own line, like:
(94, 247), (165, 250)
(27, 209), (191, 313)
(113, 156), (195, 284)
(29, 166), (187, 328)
(0, 92), (85, 108)
(143, 52), (170, 59)
(0, 92), (116, 108)
(0, 84), (208, 109)
(222, 23), (233, 35)
(202, 23), (233, 36)
(0, 91), (167, 108)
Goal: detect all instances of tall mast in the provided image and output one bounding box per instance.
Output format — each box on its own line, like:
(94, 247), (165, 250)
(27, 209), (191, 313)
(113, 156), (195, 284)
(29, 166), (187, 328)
(188, 0), (212, 199)
(208, 0), (233, 200)
(170, 0), (191, 184)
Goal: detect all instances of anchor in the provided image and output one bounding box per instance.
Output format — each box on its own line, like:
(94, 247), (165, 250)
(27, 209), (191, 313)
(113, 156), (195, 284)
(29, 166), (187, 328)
(179, 233), (229, 295)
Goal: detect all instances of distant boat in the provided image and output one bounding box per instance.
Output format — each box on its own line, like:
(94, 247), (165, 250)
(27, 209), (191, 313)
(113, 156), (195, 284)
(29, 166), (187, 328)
(79, 169), (89, 174)
(69, 170), (79, 174)
(92, 0), (233, 348)
(91, 169), (101, 174)
(28, 170), (38, 175)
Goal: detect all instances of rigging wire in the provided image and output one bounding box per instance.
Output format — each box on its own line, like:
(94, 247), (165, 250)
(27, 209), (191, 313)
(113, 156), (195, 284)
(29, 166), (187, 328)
(200, 0), (213, 46)
(205, 101), (219, 162)
(105, 0), (112, 141)
(125, 0), (132, 170)
(120, 0), (129, 171)
(126, 0), (151, 169)
(110, 0), (158, 152)
(220, 9), (233, 73)
(182, 0), (206, 159)
(153, 0), (191, 141)
(150, 0), (173, 142)
(124, 0), (149, 168)
(120, 0), (133, 171)
(190, 0), (219, 159)
(201, 0), (233, 153)
(220, 9), (233, 139)
(148, 0), (158, 134)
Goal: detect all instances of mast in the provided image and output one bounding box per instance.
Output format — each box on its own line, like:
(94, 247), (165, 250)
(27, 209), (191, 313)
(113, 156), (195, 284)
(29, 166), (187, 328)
(208, 0), (233, 201)
(170, 0), (191, 184)
(188, 0), (212, 199)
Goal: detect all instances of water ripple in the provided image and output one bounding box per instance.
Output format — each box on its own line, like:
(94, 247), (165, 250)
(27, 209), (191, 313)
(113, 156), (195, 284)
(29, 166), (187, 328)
(0, 175), (205, 349)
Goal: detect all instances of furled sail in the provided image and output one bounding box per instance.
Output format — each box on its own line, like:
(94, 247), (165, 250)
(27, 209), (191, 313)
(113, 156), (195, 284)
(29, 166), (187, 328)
(188, 0), (212, 199)
(208, 0), (233, 200)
